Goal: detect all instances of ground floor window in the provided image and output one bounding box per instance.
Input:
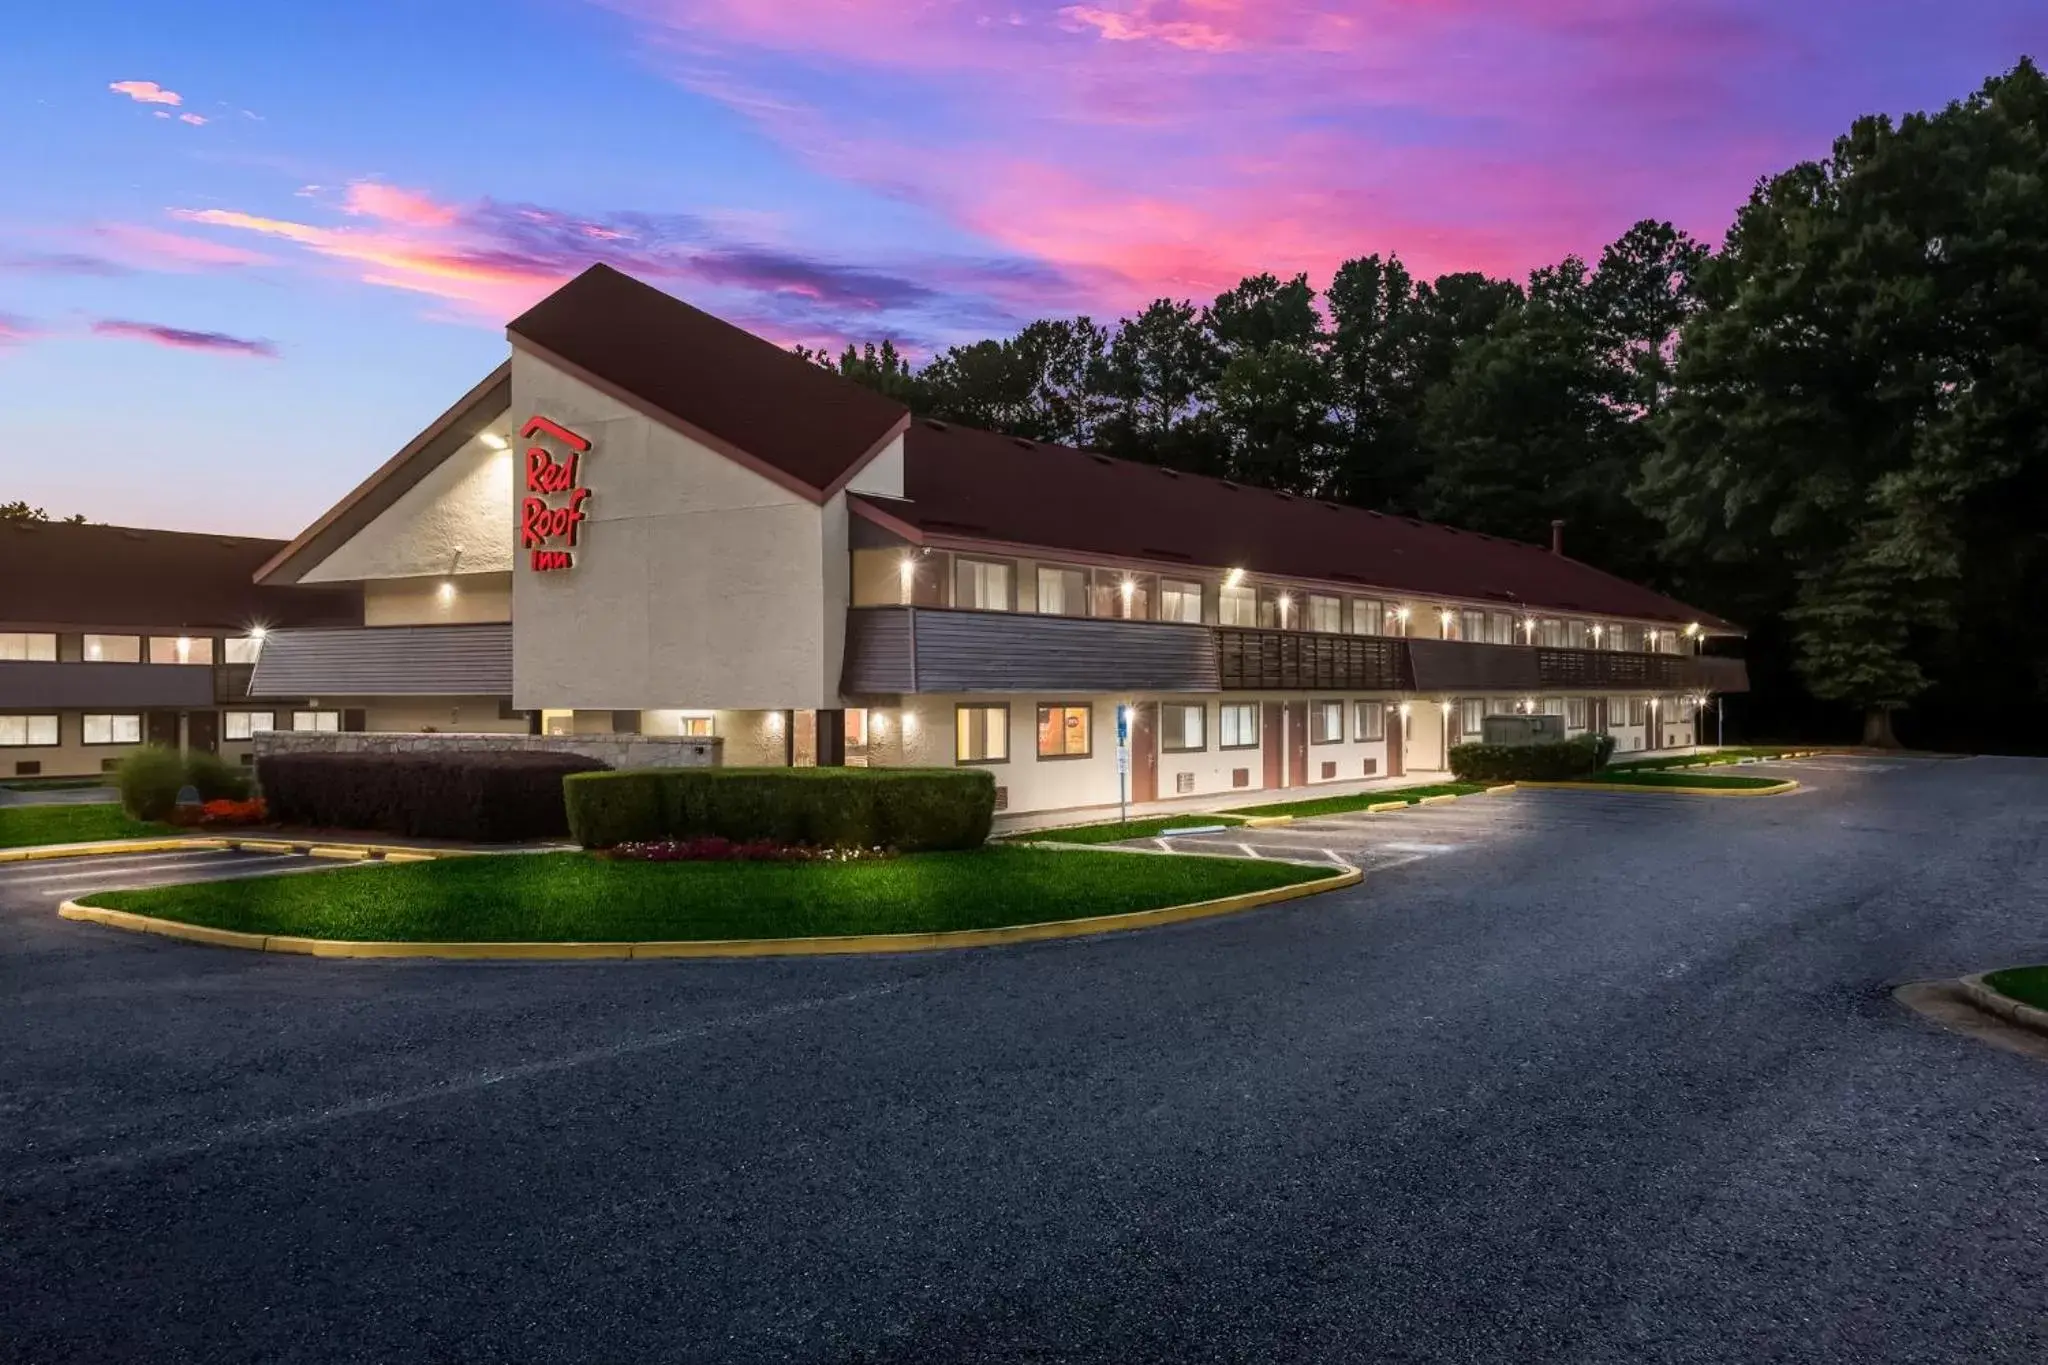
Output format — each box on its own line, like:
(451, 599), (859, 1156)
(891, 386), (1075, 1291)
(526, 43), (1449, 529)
(1219, 702), (1258, 749)
(1354, 701), (1385, 742)
(956, 704), (1009, 763)
(224, 711), (276, 741)
(1566, 697), (1588, 730)
(1035, 703), (1091, 759)
(1161, 703), (1205, 752)
(1311, 699), (1345, 744)
(1459, 699), (1484, 737)
(0, 715), (58, 746)
(1624, 697), (1649, 726)
(293, 710), (341, 733)
(83, 713), (141, 745)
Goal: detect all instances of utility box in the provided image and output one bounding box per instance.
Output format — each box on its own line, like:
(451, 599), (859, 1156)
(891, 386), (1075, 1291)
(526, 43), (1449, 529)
(1481, 714), (1566, 746)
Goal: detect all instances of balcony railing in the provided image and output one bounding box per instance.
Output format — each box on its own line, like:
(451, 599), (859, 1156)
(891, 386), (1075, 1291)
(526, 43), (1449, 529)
(844, 608), (1749, 697)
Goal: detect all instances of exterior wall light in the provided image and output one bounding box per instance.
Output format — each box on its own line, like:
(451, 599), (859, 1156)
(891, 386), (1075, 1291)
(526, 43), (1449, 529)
(480, 432), (509, 451)
(175, 636), (192, 662)
(901, 709), (919, 739)
(438, 580), (457, 602)
(249, 624), (268, 641)
(1224, 567), (1245, 590)
(1439, 608), (1455, 635)
(1522, 617), (1536, 640)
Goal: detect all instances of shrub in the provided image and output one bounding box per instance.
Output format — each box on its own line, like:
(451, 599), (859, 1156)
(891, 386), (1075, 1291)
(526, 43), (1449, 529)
(565, 767), (995, 852)
(257, 751), (608, 842)
(1448, 733), (1617, 783)
(185, 749), (254, 802)
(117, 745), (187, 821)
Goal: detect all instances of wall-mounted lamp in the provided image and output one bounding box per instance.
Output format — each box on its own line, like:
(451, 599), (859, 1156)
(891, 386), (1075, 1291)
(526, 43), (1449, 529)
(438, 580), (457, 603)
(248, 624), (268, 641)
(765, 711), (784, 735)
(1224, 567), (1245, 590)
(901, 709), (919, 738)
(479, 432), (509, 451)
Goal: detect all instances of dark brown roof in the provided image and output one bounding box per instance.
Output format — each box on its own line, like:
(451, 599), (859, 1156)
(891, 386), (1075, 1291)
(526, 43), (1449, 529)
(861, 422), (1738, 632)
(506, 264), (910, 501)
(1, 520), (359, 632)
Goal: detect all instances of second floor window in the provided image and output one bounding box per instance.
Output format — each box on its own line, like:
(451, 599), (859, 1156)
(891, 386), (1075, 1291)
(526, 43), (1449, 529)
(1219, 583), (1257, 627)
(954, 559), (1013, 611)
(1487, 612), (1514, 645)
(1536, 619), (1565, 648)
(1311, 700), (1344, 744)
(223, 636), (264, 665)
(150, 636), (215, 665)
(1219, 702), (1259, 749)
(1307, 595), (1342, 633)
(83, 635), (142, 663)
(0, 633), (56, 661)
(1159, 579), (1203, 624)
(1161, 703), (1205, 752)
(1257, 589), (1293, 630)
(1351, 599), (1383, 636)
(1036, 566), (1086, 617)
(1460, 610), (1486, 642)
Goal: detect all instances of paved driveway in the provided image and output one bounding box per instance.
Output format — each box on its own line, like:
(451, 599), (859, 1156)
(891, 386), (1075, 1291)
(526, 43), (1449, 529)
(6, 757), (2048, 1363)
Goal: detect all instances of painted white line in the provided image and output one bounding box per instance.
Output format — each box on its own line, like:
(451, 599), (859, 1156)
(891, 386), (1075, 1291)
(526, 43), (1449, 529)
(36, 857), (337, 899)
(1237, 843), (1264, 859)
(0, 853), (291, 887)
(1378, 842), (1463, 854)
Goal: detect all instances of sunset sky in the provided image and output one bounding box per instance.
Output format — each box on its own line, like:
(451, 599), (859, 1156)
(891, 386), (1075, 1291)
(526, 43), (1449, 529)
(4, 0), (2041, 535)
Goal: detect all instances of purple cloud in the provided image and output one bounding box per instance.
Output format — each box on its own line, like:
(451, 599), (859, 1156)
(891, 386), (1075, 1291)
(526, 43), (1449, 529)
(91, 319), (279, 357)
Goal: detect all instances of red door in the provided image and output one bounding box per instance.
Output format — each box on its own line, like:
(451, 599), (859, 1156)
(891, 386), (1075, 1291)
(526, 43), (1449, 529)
(1386, 706), (1404, 778)
(1130, 703), (1158, 804)
(1286, 702), (1309, 789)
(1262, 703), (1284, 790)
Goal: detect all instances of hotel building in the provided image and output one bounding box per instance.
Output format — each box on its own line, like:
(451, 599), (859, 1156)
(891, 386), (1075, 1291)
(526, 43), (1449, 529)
(243, 264), (1745, 818)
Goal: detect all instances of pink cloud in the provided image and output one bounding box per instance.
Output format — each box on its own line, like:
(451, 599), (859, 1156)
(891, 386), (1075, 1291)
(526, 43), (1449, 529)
(343, 180), (462, 228)
(91, 224), (272, 270)
(0, 312), (40, 347)
(91, 319), (278, 357)
(178, 112), (208, 126)
(109, 79), (182, 106)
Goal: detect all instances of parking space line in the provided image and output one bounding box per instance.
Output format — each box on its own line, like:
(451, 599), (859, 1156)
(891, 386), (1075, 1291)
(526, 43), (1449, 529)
(0, 853), (281, 887)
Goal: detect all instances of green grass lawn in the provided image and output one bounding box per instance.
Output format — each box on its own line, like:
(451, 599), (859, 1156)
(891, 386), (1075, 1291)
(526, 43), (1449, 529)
(1007, 813), (1248, 845)
(0, 775), (112, 792)
(84, 846), (1339, 942)
(1222, 782), (1486, 820)
(1607, 746), (1812, 772)
(0, 804), (170, 849)
(1586, 770), (1787, 790)
(1984, 966), (2048, 1011)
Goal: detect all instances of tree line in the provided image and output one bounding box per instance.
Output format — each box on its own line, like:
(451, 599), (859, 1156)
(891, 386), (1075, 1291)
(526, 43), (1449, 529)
(802, 60), (2048, 751)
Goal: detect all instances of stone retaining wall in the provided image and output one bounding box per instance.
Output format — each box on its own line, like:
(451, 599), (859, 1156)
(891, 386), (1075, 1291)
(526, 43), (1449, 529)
(253, 731), (722, 770)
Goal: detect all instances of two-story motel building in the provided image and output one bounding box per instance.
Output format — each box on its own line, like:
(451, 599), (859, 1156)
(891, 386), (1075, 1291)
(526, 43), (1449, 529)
(242, 264), (1746, 818)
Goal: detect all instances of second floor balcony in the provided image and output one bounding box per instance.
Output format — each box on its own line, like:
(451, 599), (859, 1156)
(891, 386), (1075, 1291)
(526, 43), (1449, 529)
(841, 607), (1748, 698)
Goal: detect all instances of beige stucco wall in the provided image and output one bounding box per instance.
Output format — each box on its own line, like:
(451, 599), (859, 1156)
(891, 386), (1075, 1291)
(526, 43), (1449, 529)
(300, 429), (515, 584)
(510, 351), (841, 712)
(363, 573), (512, 626)
(845, 433), (904, 497)
(360, 696), (529, 734)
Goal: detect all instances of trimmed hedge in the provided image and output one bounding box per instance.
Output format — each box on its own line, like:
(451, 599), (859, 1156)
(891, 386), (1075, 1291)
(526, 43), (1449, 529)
(185, 749), (254, 802)
(117, 746), (187, 821)
(1448, 733), (1617, 783)
(256, 751), (608, 842)
(565, 767), (995, 852)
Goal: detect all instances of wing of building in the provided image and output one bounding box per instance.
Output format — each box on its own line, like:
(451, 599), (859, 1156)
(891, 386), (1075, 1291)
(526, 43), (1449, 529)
(0, 521), (357, 777)
(242, 263), (1747, 819)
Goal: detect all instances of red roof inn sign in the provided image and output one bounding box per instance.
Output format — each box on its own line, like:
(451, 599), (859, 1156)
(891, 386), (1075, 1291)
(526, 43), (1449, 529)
(519, 415), (592, 572)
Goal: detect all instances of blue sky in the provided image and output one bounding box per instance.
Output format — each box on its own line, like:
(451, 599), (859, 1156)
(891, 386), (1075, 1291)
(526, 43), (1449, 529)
(4, 0), (2041, 536)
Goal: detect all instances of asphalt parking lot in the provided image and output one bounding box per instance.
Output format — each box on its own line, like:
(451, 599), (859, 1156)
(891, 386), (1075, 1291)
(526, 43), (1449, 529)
(7, 755), (2048, 1363)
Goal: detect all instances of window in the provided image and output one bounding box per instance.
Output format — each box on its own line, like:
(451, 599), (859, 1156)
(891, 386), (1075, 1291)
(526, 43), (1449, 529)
(679, 714), (716, 738)
(1161, 703), (1206, 752)
(83, 714), (141, 745)
(1310, 700), (1345, 744)
(1219, 582), (1257, 627)
(1159, 579), (1204, 624)
(147, 635), (212, 665)
(1536, 618), (1565, 648)
(1036, 566), (1086, 617)
(1459, 699), (1484, 737)
(1565, 620), (1588, 650)
(223, 635), (264, 665)
(1460, 610), (1486, 643)
(0, 633), (56, 662)
(1488, 612), (1514, 645)
(1354, 702), (1385, 742)
(841, 709), (866, 750)
(1219, 702), (1260, 749)
(956, 704), (1009, 763)
(82, 634), (141, 663)
(953, 559), (1013, 611)
(1307, 595), (1342, 634)
(293, 710), (341, 733)
(1092, 571), (1154, 620)
(1257, 588), (1294, 630)
(1538, 697), (1566, 716)
(0, 715), (58, 747)
(1624, 697), (1649, 726)
(1035, 703), (1091, 758)
(1350, 599), (1383, 636)
(223, 711), (275, 741)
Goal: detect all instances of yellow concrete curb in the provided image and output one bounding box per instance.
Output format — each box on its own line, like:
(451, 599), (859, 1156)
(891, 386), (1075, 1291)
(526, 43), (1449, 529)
(1517, 779), (1801, 798)
(1365, 800), (1410, 814)
(1485, 784), (1518, 795)
(1416, 793), (1461, 806)
(56, 866), (1362, 961)
(1240, 814), (1295, 828)
(0, 836), (225, 864)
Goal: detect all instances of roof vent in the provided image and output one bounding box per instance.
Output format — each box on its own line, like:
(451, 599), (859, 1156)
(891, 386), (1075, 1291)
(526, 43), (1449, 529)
(1159, 468), (1180, 479)
(1272, 491), (1292, 501)
(1089, 454), (1113, 466)
(1219, 480), (1239, 491)
(1322, 502), (1341, 512)
(1012, 437), (1035, 449)
(923, 419), (949, 432)
(122, 530), (148, 541)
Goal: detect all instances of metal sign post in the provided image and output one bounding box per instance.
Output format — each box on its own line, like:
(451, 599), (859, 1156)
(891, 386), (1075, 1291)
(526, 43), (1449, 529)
(1117, 705), (1131, 825)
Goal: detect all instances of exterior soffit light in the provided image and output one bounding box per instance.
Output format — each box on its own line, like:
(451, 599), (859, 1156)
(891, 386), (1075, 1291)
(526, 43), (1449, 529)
(480, 432), (509, 451)
(1224, 567), (1245, 590)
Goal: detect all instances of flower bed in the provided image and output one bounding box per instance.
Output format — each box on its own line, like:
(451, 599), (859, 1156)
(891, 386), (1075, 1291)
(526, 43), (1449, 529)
(608, 836), (889, 863)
